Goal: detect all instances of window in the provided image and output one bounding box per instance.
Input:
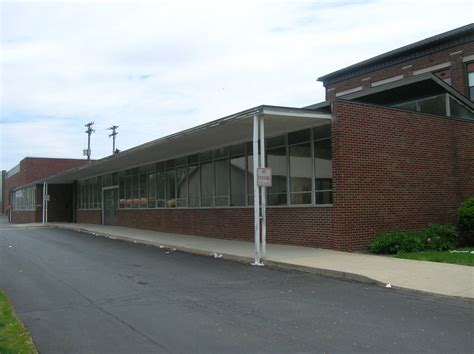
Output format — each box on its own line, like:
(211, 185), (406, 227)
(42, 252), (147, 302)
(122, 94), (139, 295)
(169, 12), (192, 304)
(200, 161), (214, 207)
(156, 162), (166, 207)
(13, 185), (36, 211)
(176, 165), (188, 207)
(77, 178), (101, 209)
(314, 123), (333, 204)
(105, 125), (334, 209)
(230, 148), (246, 206)
(392, 93), (473, 119)
(467, 62), (474, 101)
(288, 129), (312, 205)
(434, 68), (451, 85)
(188, 164), (200, 207)
(166, 161), (176, 207)
(214, 158), (229, 206)
(266, 144), (287, 206)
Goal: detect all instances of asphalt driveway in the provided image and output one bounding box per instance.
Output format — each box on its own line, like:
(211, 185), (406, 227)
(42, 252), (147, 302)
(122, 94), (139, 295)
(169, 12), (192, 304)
(1, 225), (473, 353)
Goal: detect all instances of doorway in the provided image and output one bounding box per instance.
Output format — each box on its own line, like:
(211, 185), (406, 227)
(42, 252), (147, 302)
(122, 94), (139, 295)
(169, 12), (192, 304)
(103, 188), (118, 225)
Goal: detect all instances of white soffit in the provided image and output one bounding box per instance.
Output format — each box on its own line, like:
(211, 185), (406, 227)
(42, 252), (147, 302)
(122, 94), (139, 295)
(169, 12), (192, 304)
(42, 106), (331, 184)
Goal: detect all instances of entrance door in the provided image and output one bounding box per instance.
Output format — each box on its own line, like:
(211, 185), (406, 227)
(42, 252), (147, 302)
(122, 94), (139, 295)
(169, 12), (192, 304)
(103, 188), (118, 225)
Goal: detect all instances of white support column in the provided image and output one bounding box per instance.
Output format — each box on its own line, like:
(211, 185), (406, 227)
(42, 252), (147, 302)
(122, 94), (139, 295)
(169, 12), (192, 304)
(259, 116), (266, 257)
(42, 182), (46, 224)
(252, 114), (262, 265)
(45, 182), (48, 223)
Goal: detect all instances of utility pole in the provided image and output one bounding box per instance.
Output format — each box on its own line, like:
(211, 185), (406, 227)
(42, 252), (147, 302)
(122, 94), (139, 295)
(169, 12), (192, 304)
(84, 122), (95, 161)
(107, 125), (119, 154)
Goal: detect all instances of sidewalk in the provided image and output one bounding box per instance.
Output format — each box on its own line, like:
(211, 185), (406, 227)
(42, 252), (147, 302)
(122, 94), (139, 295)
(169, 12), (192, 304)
(18, 222), (474, 300)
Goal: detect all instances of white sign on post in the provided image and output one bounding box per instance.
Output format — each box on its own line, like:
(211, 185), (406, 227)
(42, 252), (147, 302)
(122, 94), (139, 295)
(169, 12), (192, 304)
(257, 167), (272, 187)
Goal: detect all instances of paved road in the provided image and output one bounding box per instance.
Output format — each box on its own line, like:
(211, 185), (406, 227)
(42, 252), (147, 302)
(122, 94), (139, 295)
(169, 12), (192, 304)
(1, 224), (473, 353)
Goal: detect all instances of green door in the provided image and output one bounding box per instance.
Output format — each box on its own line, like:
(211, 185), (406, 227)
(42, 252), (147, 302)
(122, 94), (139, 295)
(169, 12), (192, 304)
(103, 188), (118, 225)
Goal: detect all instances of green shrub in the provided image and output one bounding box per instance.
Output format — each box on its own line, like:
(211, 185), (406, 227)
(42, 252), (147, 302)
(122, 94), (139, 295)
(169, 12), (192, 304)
(425, 224), (459, 251)
(368, 230), (405, 254)
(458, 197), (474, 245)
(368, 230), (427, 254)
(398, 231), (427, 252)
(368, 224), (458, 254)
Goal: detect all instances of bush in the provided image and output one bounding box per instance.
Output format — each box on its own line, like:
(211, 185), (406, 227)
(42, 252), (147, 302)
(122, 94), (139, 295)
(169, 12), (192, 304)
(368, 230), (405, 254)
(368, 230), (426, 254)
(425, 224), (458, 251)
(368, 224), (459, 254)
(458, 197), (474, 245)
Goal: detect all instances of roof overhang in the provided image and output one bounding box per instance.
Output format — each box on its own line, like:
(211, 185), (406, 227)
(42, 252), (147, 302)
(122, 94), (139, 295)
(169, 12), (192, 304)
(304, 73), (474, 112)
(339, 73), (474, 109)
(26, 105), (330, 186)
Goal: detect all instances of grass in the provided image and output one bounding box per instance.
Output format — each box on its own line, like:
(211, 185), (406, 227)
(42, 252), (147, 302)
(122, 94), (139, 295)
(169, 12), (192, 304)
(0, 290), (37, 354)
(396, 248), (474, 266)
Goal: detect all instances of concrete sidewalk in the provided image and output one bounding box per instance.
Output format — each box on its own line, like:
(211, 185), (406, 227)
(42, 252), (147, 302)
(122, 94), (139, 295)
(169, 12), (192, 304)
(15, 222), (474, 300)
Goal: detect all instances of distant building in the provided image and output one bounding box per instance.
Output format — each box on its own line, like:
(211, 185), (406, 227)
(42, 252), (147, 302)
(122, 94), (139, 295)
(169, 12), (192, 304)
(3, 158), (89, 221)
(7, 24), (474, 251)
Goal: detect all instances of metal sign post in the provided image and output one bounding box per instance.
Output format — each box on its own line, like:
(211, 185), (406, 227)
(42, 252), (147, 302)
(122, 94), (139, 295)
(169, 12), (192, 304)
(251, 114), (272, 266)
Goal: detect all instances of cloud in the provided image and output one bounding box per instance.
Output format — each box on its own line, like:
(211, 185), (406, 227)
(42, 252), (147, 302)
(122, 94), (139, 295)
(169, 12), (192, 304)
(1, 0), (473, 170)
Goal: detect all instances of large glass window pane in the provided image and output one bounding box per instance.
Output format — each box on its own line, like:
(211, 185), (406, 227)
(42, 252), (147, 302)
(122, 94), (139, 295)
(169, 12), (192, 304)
(247, 154), (254, 196)
(166, 169), (176, 207)
(214, 147), (228, 159)
(119, 175), (126, 208)
(230, 143), (245, 157)
(132, 174), (140, 208)
(176, 166), (187, 207)
(139, 173), (147, 208)
(215, 159), (229, 198)
(230, 156), (246, 206)
(188, 165), (200, 207)
(148, 173), (156, 208)
(314, 139), (333, 204)
(266, 135), (285, 149)
(266, 146), (287, 205)
(418, 94), (447, 116)
(201, 162), (214, 207)
(449, 96), (474, 119)
(156, 170), (166, 207)
(289, 143), (312, 204)
(313, 123), (331, 140)
(288, 129), (310, 145)
(125, 175), (132, 208)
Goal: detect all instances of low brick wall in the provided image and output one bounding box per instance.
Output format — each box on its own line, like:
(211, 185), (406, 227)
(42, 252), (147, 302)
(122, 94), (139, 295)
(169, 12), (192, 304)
(11, 210), (37, 224)
(115, 207), (334, 248)
(77, 210), (102, 224)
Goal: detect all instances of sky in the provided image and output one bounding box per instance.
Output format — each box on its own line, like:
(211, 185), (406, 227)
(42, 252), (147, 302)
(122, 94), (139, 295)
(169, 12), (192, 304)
(1, 0), (473, 171)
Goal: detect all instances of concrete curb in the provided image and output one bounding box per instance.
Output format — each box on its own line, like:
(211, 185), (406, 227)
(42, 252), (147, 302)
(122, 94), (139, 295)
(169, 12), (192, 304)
(50, 224), (473, 302)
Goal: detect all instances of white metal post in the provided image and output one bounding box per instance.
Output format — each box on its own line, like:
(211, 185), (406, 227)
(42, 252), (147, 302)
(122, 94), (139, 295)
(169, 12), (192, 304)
(42, 181), (46, 223)
(45, 182), (48, 223)
(259, 116), (266, 257)
(252, 114), (262, 265)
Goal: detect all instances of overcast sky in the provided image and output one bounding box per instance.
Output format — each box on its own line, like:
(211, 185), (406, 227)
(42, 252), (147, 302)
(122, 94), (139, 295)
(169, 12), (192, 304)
(1, 0), (472, 171)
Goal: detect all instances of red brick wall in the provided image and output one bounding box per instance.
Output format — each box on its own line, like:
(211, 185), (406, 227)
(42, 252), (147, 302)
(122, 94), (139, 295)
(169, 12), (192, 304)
(74, 206), (334, 248)
(22, 158), (88, 184)
(3, 158), (88, 214)
(77, 210), (102, 224)
(453, 122), (474, 202)
(326, 43), (474, 99)
(331, 100), (474, 251)
(11, 211), (37, 224)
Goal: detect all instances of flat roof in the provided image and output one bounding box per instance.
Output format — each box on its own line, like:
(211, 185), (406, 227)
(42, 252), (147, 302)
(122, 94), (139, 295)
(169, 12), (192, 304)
(318, 23), (474, 86)
(17, 105), (331, 187)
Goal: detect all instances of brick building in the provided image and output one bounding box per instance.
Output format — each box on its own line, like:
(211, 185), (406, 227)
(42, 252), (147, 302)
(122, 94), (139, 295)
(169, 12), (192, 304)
(8, 24), (474, 252)
(3, 157), (89, 221)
